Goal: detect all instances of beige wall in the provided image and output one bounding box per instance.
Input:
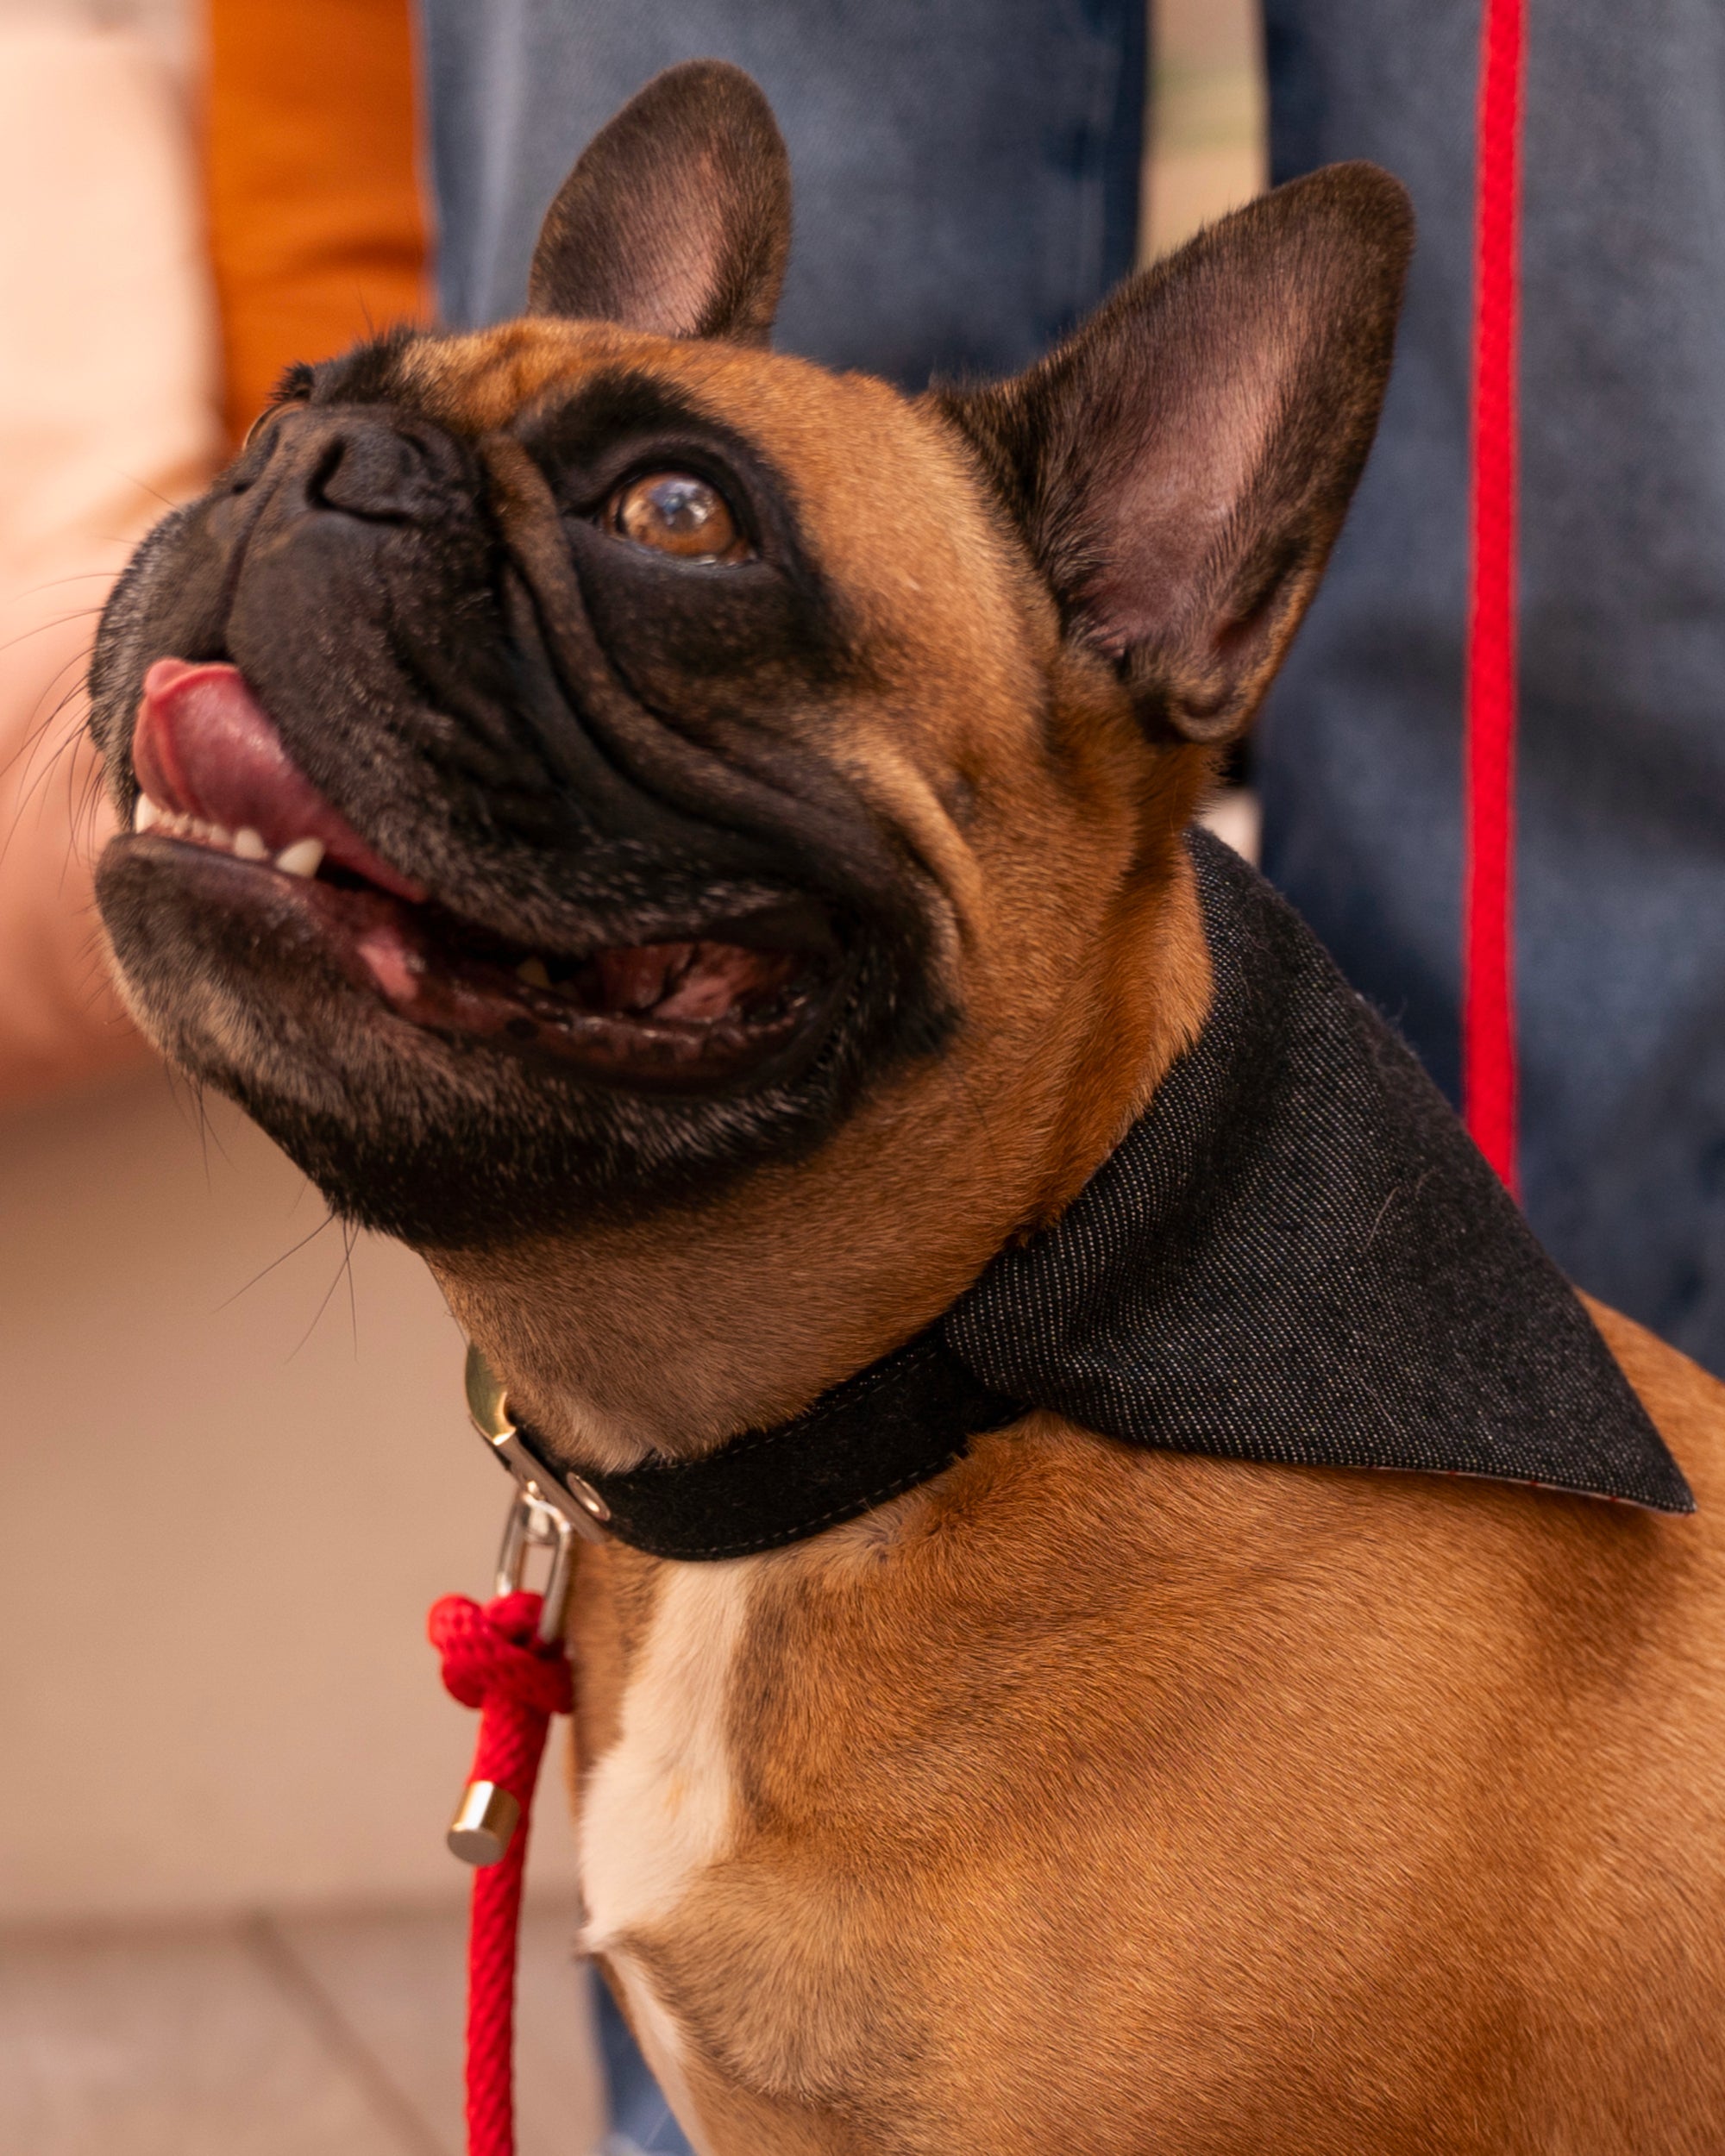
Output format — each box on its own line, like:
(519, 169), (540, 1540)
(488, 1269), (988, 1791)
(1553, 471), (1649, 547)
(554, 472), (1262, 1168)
(1145, 0), (1266, 262)
(0, 1069), (578, 1921)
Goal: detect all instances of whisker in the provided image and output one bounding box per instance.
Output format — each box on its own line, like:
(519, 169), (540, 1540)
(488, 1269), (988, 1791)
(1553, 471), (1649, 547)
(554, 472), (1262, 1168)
(216, 1209), (342, 1309)
(106, 468), (179, 513)
(0, 604), (104, 667)
(343, 1220), (361, 1356)
(290, 1232), (363, 1361)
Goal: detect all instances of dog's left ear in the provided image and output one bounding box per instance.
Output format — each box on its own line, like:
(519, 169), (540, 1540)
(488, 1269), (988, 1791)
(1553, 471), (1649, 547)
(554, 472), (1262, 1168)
(528, 60), (791, 344)
(941, 163), (1413, 743)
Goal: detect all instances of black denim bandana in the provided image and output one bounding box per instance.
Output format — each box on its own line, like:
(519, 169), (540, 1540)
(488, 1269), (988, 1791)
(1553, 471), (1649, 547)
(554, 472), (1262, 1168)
(526, 828), (1692, 1559)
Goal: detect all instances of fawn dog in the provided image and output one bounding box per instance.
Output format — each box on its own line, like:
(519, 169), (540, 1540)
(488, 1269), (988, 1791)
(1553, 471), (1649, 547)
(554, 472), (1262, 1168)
(91, 60), (1725, 2155)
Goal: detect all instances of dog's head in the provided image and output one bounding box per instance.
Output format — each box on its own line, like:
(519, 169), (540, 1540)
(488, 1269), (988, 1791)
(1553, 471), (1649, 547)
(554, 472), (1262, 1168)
(91, 62), (1409, 1268)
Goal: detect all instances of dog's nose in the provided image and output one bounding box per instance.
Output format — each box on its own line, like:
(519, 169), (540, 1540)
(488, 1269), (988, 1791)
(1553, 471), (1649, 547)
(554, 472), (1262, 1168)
(263, 407), (463, 523)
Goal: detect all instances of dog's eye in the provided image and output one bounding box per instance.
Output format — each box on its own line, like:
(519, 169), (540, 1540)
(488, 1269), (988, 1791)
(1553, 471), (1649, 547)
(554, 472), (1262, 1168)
(607, 472), (749, 563)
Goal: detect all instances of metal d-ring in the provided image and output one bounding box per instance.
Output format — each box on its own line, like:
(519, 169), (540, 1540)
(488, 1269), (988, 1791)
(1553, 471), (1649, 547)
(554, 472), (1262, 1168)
(494, 1489), (579, 1646)
(464, 1342), (612, 1644)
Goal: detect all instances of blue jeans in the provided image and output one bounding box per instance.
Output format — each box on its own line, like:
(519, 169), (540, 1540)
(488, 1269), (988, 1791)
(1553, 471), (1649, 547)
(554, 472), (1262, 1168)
(423, 0), (1145, 385)
(1258, 0), (1725, 1369)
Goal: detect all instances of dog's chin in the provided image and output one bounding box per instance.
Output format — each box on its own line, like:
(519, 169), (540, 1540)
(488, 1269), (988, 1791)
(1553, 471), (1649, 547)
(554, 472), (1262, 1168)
(96, 835), (929, 1248)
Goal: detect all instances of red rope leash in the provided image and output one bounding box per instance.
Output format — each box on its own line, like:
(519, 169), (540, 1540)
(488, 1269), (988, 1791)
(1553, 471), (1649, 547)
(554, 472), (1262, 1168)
(430, 1589), (574, 2156)
(1464, 0), (1527, 1189)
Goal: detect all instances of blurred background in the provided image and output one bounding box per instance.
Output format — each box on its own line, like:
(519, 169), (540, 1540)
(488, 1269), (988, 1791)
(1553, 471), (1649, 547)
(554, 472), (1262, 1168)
(0, 3), (1264, 2150)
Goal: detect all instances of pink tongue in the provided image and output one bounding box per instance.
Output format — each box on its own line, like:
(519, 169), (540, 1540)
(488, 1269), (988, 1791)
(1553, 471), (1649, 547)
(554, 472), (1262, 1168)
(133, 660), (424, 900)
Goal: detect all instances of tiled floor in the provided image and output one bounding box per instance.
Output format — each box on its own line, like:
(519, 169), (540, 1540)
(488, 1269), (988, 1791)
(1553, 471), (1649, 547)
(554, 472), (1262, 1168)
(0, 1896), (605, 2156)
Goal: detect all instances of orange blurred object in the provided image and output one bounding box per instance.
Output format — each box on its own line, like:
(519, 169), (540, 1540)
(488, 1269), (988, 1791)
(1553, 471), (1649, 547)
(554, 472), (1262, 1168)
(206, 0), (430, 448)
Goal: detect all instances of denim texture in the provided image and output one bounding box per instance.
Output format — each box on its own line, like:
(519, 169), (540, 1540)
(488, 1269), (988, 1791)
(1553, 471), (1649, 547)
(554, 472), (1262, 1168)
(1259, 0), (1725, 1371)
(422, 0), (1145, 386)
(949, 830), (1689, 1514)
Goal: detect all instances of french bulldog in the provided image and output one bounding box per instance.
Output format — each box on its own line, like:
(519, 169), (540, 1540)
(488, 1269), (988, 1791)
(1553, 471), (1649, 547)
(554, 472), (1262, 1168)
(90, 60), (1725, 2156)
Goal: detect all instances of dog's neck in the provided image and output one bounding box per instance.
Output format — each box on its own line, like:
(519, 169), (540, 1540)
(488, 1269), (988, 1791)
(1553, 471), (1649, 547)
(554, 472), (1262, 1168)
(426, 837), (1211, 1472)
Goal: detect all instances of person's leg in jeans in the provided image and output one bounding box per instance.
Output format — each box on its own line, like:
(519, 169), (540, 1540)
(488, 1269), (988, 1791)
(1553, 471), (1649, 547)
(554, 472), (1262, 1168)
(417, 7), (1147, 2143)
(423, 0), (1144, 383)
(1258, 0), (1725, 1371)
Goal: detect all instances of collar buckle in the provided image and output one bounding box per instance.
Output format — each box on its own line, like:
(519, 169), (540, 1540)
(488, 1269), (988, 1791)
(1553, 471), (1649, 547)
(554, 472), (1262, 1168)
(465, 1345), (612, 1632)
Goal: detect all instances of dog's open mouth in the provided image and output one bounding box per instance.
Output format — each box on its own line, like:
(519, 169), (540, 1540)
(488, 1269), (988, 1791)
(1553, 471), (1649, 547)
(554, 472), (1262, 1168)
(121, 660), (833, 1087)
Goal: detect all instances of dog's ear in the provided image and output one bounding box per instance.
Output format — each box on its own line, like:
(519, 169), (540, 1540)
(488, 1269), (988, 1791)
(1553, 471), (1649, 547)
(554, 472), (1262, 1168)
(528, 60), (791, 344)
(941, 164), (1413, 743)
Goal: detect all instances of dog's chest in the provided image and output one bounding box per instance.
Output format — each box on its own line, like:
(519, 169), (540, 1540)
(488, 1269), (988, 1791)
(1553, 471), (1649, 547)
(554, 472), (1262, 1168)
(576, 1557), (755, 1951)
(573, 1557), (756, 2141)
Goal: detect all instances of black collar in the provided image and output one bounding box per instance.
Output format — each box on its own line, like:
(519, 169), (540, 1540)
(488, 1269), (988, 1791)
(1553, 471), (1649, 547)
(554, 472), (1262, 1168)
(480, 830), (1691, 1561)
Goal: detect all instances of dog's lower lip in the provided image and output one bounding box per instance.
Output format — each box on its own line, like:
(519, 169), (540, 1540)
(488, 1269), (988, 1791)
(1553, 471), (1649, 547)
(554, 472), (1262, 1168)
(118, 830), (836, 1087)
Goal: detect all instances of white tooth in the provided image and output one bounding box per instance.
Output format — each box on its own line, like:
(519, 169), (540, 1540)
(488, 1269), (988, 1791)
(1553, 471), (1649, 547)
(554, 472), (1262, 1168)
(516, 957), (551, 988)
(209, 824), (235, 849)
(189, 818), (212, 842)
(275, 837), (325, 878)
(232, 826), (267, 861)
(133, 795), (161, 833)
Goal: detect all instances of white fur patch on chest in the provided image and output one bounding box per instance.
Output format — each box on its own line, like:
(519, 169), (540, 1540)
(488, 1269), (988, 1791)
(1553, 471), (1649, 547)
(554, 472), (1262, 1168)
(578, 1555), (756, 1956)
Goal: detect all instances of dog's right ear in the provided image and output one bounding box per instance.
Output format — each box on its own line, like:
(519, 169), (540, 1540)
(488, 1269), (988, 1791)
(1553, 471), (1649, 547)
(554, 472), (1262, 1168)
(528, 60), (791, 345)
